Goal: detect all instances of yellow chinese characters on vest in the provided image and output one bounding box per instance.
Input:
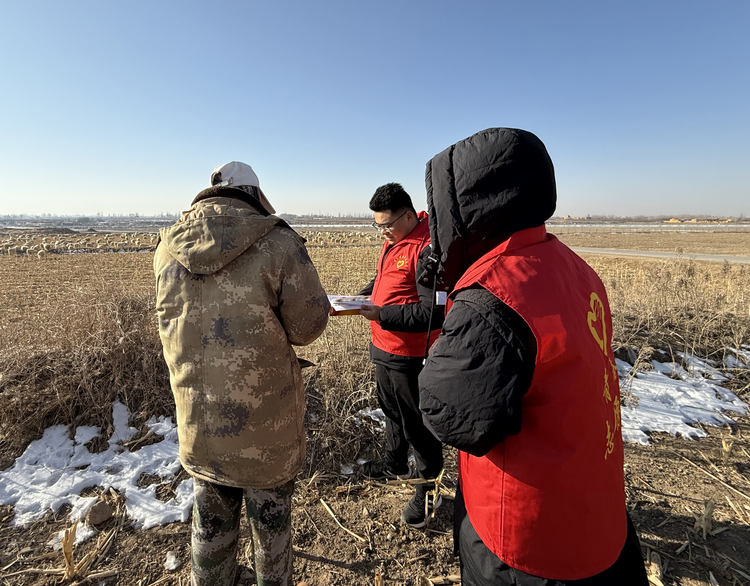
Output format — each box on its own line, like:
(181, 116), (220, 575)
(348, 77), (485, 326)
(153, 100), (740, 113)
(587, 292), (622, 460)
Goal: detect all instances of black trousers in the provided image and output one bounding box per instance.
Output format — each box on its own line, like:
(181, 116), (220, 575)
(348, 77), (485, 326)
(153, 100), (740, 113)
(375, 363), (444, 479)
(456, 485), (649, 586)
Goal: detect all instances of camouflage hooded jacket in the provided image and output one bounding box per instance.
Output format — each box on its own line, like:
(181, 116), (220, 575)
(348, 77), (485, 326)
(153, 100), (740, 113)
(154, 192), (330, 488)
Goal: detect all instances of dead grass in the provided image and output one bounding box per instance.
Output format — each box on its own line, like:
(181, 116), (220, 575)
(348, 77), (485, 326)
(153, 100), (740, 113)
(1, 234), (750, 586)
(582, 255), (750, 367)
(0, 255), (171, 466)
(299, 247), (383, 473)
(0, 235), (749, 473)
(555, 230), (750, 256)
(0, 245), (388, 474)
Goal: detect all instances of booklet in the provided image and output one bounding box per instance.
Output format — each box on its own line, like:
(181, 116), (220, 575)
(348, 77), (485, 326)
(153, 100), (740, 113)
(328, 295), (374, 316)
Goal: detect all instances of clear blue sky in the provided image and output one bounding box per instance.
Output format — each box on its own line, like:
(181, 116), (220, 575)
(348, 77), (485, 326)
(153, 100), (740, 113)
(1, 1), (748, 217)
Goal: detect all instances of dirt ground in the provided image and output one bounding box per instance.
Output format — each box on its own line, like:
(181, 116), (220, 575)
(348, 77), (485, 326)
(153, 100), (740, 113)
(1, 414), (750, 586)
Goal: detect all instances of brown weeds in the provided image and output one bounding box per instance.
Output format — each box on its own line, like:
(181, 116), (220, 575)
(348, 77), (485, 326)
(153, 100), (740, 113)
(300, 246), (384, 474)
(0, 256), (171, 462)
(585, 256), (750, 371)
(0, 238), (748, 478)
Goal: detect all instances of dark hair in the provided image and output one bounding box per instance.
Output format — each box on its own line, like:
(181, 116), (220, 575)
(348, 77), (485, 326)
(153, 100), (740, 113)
(369, 182), (416, 215)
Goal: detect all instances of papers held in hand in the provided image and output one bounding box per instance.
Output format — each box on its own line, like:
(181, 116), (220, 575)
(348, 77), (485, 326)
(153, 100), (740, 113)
(328, 295), (374, 316)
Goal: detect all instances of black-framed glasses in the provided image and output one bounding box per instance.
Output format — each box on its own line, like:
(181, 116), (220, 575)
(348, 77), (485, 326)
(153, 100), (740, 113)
(371, 210), (408, 232)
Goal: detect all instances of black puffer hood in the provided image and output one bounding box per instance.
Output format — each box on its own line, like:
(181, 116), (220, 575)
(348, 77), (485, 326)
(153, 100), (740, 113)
(422, 127), (557, 291)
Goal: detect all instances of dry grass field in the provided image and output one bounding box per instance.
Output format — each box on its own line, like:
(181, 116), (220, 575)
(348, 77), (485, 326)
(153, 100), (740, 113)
(1, 229), (749, 585)
(554, 229), (750, 257)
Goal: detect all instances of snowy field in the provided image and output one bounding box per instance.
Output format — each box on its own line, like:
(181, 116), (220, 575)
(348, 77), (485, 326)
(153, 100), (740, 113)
(0, 348), (747, 548)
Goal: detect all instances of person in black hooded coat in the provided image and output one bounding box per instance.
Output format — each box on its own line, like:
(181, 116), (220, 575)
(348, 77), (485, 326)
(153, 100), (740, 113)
(417, 128), (648, 585)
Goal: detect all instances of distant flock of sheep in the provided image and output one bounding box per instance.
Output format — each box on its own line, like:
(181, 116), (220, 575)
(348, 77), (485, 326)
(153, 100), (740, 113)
(0, 230), (383, 258)
(1, 232), (158, 258)
(300, 231), (383, 248)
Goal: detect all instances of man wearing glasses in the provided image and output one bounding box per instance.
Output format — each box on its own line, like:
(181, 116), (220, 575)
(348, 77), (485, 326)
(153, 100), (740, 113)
(358, 182), (444, 528)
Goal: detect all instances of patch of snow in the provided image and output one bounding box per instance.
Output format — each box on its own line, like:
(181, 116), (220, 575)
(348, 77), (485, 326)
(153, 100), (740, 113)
(618, 358), (746, 445)
(676, 352), (729, 381)
(725, 346), (750, 369)
(164, 550), (182, 571)
(0, 401), (192, 537)
(357, 407), (386, 429)
(0, 350), (747, 541)
(340, 464), (355, 475)
(47, 523), (97, 551)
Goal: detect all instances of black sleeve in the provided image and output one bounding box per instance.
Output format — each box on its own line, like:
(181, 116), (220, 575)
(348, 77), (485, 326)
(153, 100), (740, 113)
(358, 276), (375, 296)
(418, 287), (536, 457)
(379, 245), (446, 333)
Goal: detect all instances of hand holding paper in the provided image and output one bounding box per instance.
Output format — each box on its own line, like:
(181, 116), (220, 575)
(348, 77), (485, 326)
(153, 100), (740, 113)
(358, 304), (382, 322)
(327, 295), (374, 316)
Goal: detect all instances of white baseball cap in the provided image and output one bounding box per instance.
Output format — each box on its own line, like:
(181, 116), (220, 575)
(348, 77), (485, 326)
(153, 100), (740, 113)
(210, 161), (276, 214)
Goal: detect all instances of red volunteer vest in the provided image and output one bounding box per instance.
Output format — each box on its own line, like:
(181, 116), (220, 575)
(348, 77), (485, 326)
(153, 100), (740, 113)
(453, 225), (626, 580)
(371, 212), (441, 356)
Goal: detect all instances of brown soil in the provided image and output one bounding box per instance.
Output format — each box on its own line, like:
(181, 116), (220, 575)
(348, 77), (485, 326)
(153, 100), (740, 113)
(2, 415), (750, 586)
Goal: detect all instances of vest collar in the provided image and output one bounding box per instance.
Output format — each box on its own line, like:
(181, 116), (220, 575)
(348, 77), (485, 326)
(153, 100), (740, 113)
(493, 225), (547, 255)
(385, 210), (429, 249)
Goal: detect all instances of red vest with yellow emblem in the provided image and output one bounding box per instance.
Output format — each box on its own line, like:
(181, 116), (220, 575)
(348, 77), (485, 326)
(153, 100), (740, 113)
(452, 225), (627, 580)
(371, 212), (440, 356)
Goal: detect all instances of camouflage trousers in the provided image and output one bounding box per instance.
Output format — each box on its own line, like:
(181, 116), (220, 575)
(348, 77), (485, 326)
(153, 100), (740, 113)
(191, 477), (295, 586)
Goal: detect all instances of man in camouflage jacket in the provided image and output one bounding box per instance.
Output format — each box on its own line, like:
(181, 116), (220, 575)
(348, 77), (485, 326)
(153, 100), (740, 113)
(154, 161), (330, 586)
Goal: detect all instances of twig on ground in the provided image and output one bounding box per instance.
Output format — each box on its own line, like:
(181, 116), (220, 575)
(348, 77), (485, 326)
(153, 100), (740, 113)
(71, 569), (120, 585)
(693, 499), (716, 539)
(375, 568), (384, 586)
(698, 449), (725, 478)
(123, 430), (155, 450)
(319, 498), (365, 542)
(697, 554), (734, 582)
(292, 548), (359, 570)
(2, 567), (65, 578)
(303, 507), (325, 539)
(62, 521), (78, 579)
(421, 574), (461, 585)
(726, 495), (750, 524)
(675, 452), (750, 501)
(12, 499), (127, 584)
